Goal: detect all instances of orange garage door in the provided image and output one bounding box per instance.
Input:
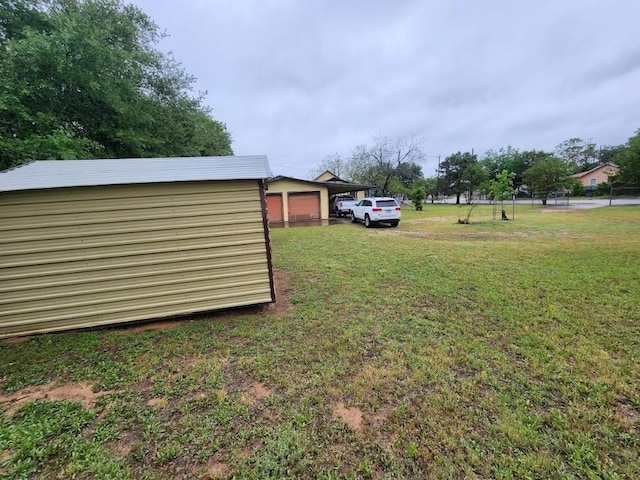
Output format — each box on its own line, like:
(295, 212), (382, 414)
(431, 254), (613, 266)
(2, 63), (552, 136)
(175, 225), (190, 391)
(288, 192), (320, 222)
(266, 193), (284, 222)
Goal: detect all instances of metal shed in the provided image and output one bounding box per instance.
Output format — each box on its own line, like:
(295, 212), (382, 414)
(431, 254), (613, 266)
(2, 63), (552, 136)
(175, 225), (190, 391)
(0, 156), (275, 338)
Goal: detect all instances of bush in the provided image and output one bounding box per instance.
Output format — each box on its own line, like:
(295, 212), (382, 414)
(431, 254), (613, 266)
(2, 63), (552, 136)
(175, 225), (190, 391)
(571, 182), (586, 197)
(411, 186), (425, 211)
(594, 182), (611, 196)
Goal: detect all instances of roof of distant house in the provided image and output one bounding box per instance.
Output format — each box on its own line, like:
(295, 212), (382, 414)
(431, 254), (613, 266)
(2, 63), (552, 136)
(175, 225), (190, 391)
(571, 162), (618, 178)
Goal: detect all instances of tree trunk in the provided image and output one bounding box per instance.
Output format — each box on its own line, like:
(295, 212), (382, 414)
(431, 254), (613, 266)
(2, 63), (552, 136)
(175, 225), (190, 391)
(455, 194), (461, 204)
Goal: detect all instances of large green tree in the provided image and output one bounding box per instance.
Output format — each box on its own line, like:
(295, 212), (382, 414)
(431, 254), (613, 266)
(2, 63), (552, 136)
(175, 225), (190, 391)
(480, 146), (539, 191)
(439, 151), (485, 204)
(613, 129), (640, 187)
(597, 144), (626, 164)
(0, 0), (232, 170)
(555, 137), (598, 173)
(522, 157), (572, 205)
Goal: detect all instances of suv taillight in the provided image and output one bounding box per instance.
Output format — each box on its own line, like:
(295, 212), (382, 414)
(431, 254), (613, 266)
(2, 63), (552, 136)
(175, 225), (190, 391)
(372, 207), (382, 212)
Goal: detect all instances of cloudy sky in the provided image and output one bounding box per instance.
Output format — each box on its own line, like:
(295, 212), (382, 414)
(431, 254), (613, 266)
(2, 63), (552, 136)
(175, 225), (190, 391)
(130, 0), (640, 178)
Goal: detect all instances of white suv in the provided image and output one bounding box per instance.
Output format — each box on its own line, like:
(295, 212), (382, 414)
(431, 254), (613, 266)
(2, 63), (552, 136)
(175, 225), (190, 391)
(350, 197), (401, 228)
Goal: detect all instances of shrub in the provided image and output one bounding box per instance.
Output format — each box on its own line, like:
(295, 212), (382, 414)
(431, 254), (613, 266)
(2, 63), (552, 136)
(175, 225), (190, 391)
(571, 182), (586, 197)
(411, 186), (425, 211)
(594, 182), (611, 196)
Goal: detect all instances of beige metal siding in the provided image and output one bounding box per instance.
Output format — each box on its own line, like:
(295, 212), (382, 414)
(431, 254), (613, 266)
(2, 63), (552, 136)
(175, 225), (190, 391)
(0, 180), (274, 338)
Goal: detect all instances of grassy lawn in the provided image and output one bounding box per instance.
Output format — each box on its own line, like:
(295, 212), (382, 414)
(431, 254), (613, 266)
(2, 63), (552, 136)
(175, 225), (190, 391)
(1, 203), (639, 479)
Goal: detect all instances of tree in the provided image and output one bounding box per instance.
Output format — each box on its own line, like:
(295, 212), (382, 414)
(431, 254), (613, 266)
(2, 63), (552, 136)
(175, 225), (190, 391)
(411, 185), (425, 211)
(481, 146), (520, 178)
(309, 153), (349, 180)
(423, 177), (438, 203)
(613, 129), (640, 187)
(487, 169), (516, 220)
(348, 135), (424, 196)
(438, 151), (485, 204)
(555, 138), (598, 173)
(461, 161), (487, 203)
(522, 157), (572, 205)
(0, 0), (232, 170)
(481, 146), (533, 191)
(395, 161), (424, 188)
(597, 144), (626, 164)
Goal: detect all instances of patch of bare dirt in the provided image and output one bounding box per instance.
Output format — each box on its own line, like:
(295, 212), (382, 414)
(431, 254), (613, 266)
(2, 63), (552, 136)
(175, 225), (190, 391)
(403, 216), (453, 223)
(110, 430), (141, 458)
(250, 381), (273, 401)
(0, 450), (12, 461)
(205, 460), (230, 479)
(0, 382), (120, 417)
(368, 405), (395, 428)
(236, 380), (274, 406)
(332, 402), (363, 431)
(1, 336), (30, 344)
(266, 268), (293, 316)
(616, 402), (640, 429)
(0, 449), (13, 473)
(146, 397), (167, 408)
(117, 319), (184, 334)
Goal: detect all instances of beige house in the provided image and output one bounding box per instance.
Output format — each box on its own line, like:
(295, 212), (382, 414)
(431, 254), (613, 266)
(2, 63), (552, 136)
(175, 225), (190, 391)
(0, 156), (275, 338)
(571, 163), (618, 191)
(266, 172), (371, 225)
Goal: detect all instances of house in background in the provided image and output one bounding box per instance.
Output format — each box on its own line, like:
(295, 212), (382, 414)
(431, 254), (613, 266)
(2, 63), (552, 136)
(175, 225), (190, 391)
(0, 156), (275, 338)
(266, 171), (371, 226)
(571, 163), (618, 191)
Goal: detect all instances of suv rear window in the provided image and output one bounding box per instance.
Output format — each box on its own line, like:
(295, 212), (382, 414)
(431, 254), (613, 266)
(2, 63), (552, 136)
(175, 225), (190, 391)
(375, 200), (398, 207)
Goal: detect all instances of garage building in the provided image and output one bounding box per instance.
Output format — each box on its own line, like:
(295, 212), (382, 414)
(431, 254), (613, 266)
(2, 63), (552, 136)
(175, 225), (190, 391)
(266, 174), (371, 225)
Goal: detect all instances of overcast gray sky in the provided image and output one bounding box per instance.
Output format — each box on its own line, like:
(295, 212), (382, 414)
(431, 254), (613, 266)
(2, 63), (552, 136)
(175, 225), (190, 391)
(130, 0), (640, 178)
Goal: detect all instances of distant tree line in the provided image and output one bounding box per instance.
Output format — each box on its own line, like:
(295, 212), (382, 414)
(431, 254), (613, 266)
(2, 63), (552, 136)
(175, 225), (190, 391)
(0, 0), (233, 171)
(314, 130), (640, 206)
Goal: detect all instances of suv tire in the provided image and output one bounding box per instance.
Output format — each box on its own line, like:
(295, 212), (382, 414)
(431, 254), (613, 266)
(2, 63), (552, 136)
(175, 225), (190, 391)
(364, 214), (373, 228)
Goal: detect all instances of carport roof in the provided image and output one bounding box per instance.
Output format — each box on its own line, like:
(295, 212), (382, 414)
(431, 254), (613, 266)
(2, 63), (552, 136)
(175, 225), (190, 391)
(269, 175), (372, 195)
(0, 155), (271, 192)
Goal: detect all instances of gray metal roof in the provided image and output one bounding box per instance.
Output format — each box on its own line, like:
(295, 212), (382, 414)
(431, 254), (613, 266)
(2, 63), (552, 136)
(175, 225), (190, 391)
(0, 155), (271, 192)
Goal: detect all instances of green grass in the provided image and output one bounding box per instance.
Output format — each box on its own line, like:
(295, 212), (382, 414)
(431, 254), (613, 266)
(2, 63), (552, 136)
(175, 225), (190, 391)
(1, 204), (639, 479)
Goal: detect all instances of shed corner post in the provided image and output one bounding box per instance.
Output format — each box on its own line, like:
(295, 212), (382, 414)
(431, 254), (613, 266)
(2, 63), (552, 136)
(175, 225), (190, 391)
(258, 179), (276, 304)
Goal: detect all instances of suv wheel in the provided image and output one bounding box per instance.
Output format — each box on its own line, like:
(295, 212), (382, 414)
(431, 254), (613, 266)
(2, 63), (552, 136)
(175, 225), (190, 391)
(364, 214), (373, 228)
(350, 211), (357, 223)
(390, 220), (399, 227)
